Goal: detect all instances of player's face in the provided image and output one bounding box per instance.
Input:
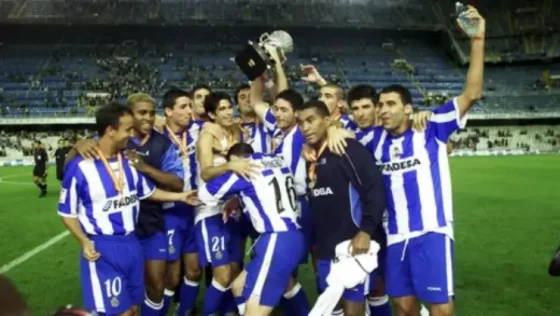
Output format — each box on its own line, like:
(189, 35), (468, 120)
(298, 108), (330, 146)
(131, 101), (155, 135)
(237, 88), (252, 115)
(210, 99), (234, 127)
(377, 92), (412, 133)
(273, 98), (297, 131)
(193, 88), (210, 117)
(112, 114), (134, 149)
(319, 86), (341, 115)
(351, 98), (377, 129)
(166, 96), (192, 128)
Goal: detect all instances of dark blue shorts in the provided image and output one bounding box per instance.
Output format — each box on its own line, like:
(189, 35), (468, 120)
(244, 231), (304, 307)
(385, 233), (455, 304)
(81, 235), (144, 315)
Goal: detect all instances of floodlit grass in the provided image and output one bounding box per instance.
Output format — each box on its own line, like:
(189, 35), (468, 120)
(1, 156), (559, 315)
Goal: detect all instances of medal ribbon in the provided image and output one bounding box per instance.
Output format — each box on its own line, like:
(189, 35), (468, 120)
(96, 149), (124, 199)
(307, 141), (328, 183)
(139, 133), (150, 147)
(166, 125), (188, 157)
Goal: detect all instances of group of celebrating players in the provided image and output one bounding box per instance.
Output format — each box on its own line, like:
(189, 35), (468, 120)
(57, 6), (485, 316)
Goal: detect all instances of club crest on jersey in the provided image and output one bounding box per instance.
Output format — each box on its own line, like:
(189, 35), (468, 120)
(390, 144), (402, 160)
(111, 296), (119, 307)
(59, 188), (67, 203)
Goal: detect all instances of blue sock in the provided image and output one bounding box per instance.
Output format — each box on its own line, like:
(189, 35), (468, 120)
(177, 276), (200, 316)
(281, 282), (310, 316)
(368, 295), (392, 316)
(235, 296), (246, 315)
(141, 296), (163, 316)
(160, 289), (174, 316)
(221, 289), (238, 315)
(203, 278), (228, 315)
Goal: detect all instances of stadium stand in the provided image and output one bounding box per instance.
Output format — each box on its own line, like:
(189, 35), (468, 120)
(1, 26), (559, 117)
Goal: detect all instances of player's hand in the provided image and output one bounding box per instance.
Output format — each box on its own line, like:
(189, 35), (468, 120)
(326, 125), (354, 156)
(227, 159), (261, 181)
(181, 190), (200, 206)
(350, 231), (371, 256)
(456, 5), (486, 39)
(125, 151), (147, 172)
(411, 111), (432, 132)
(300, 64), (325, 84)
(81, 239), (100, 261)
(75, 139), (99, 160)
(222, 197), (241, 223)
(154, 114), (167, 132)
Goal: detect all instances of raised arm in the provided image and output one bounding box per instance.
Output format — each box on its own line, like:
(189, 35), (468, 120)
(455, 6), (485, 118)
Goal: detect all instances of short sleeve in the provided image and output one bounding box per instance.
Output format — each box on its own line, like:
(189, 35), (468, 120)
(58, 160), (82, 218)
(161, 143), (185, 179)
(428, 98), (467, 143)
(263, 109), (279, 137)
(199, 172), (250, 206)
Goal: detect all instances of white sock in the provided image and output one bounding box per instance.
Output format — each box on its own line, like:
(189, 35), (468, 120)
(420, 304), (430, 316)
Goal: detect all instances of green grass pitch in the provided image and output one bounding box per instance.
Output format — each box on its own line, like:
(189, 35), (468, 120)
(1, 155), (559, 315)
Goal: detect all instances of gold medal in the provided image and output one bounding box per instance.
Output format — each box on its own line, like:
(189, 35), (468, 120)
(166, 125), (189, 163)
(308, 180), (315, 189)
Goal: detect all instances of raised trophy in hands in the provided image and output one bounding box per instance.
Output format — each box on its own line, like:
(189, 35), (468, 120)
(234, 30), (294, 81)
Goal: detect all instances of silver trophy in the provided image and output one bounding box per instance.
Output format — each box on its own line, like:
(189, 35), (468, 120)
(234, 30), (294, 80)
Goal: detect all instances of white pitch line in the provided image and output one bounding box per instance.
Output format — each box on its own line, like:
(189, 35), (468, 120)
(0, 231), (70, 274)
(0, 173), (31, 179)
(0, 180), (35, 186)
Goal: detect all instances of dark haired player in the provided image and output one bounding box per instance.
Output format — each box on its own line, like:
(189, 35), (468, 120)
(159, 89), (204, 316)
(58, 103), (198, 316)
(298, 100), (386, 316)
(32, 140), (48, 197)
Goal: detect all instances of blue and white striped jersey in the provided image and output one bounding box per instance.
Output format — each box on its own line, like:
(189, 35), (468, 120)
(58, 155), (155, 236)
(240, 121), (273, 154)
(357, 98), (466, 245)
(162, 120), (202, 192)
(263, 109), (307, 196)
(199, 153), (300, 233)
(339, 113), (359, 133)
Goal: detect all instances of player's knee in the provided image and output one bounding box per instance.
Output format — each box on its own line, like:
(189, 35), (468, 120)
(213, 265), (233, 287)
(284, 276), (296, 293)
(396, 303), (420, 316)
(429, 302), (454, 316)
(185, 264), (202, 282)
(342, 303), (365, 316)
(165, 269), (181, 289)
(232, 270), (247, 296)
